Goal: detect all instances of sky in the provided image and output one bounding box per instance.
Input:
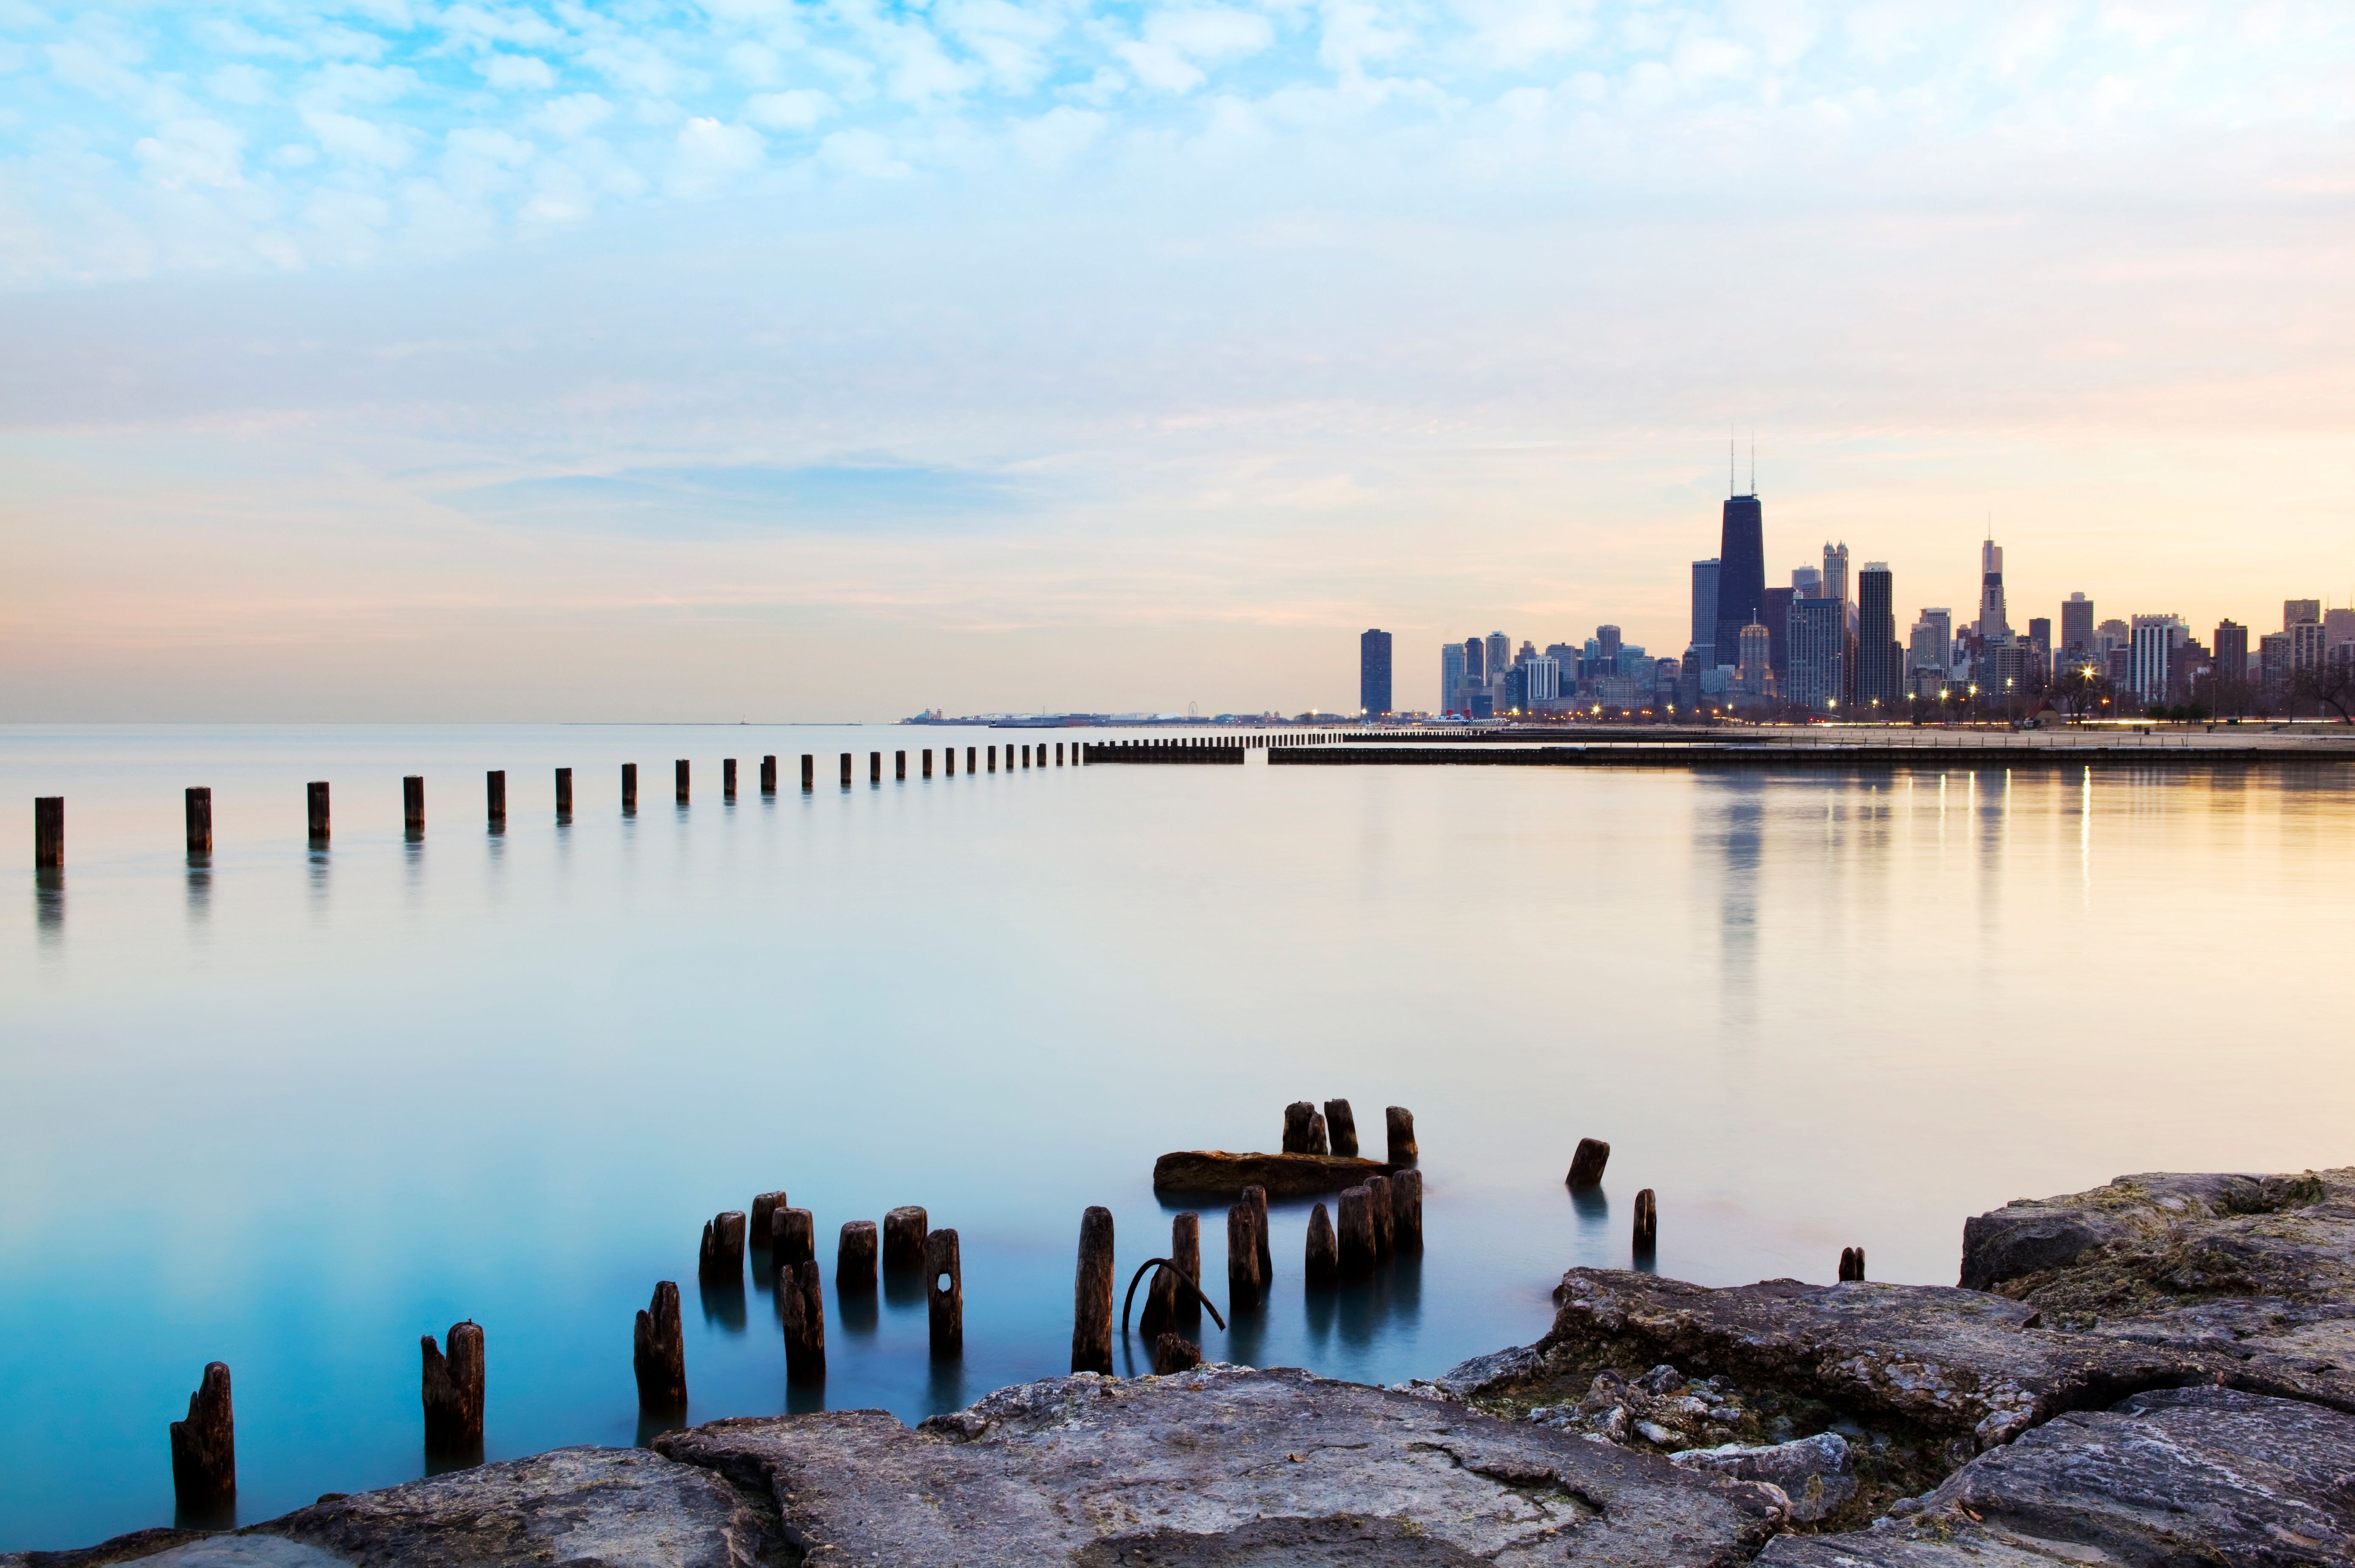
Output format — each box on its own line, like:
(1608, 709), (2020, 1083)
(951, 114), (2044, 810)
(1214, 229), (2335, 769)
(2, 0), (2352, 719)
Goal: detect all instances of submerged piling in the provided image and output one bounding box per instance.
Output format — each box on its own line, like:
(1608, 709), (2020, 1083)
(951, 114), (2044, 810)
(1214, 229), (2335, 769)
(1634, 1189), (1657, 1252)
(1839, 1247), (1867, 1283)
(927, 1228), (963, 1355)
(421, 1321), (486, 1451)
(486, 770), (505, 828)
(779, 1259), (826, 1381)
(760, 755), (777, 794)
(1244, 1184), (1271, 1284)
(883, 1206), (929, 1273)
(1324, 1099), (1358, 1157)
(1390, 1168), (1424, 1253)
(633, 1282), (686, 1414)
(1336, 1186), (1376, 1275)
(699, 1212), (747, 1283)
(923, 748), (934, 778)
(1283, 1102), (1315, 1153)
(169, 1362), (235, 1511)
(1225, 1201), (1264, 1306)
(870, 751), (881, 784)
(838, 1220), (878, 1289)
(750, 1190), (788, 1247)
(839, 753), (851, 789)
(306, 781), (330, 843)
(1171, 1212), (1202, 1328)
(675, 759), (690, 804)
(555, 767), (573, 818)
(800, 755), (814, 791)
(1072, 1206), (1115, 1374)
(1567, 1138), (1610, 1188)
(622, 763), (638, 812)
(896, 750), (906, 780)
(1366, 1173), (1395, 1258)
(966, 746), (976, 774)
(186, 787), (213, 856)
(723, 758), (737, 799)
(773, 1207), (815, 1270)
(1385, 1106), (1417, 1165)
(402, 776), (425, 837)
(34, 796), (62, 868)
(1305, 1203), (1338, 1283)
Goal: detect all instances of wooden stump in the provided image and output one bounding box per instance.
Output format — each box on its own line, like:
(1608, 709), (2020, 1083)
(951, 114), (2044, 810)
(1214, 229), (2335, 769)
(869, 751), (881, 783)
(1566, 1137), (1611, 1188)
(800, 755), (814, 791)
(1389, 1169), (1424, 1254)
(1071, 1206), (1115, 1374)
(34, 797), (62, 868)
(883, 1206), (929, 1273)
(1152, 1334), (1202, 1375)
(699, 1212), (746, 1283)
(675, 759), (690, 803)
(306, 781), (330, 842)
(1839, 1247), (1866, 1283)
(622, 763), (637, 811)
(1634, 1189), (1657, 1251)
(633, 1281), (686, 1414)
(1140, 1258), (1179, 1341)
(923, 749), (934, 778)
(421, 1321), (485, 1451)
(1306, 1111), (1330, 1157)
(186, 788), (213, 855)
(839, 753), (851, 788)
(760, 755), (777, 794)
(1336, 1186), (1376, 1276)
(169, 1362), (235, 1509)
(486, 770), (506, 827)
(895, 750), (906, 780)
(966, 746), (976, 774)
(749, 1191), (788, 1248)
(773, 1207), (814, 1269)
(988, 746), (997, 772)
(1226, 1202), (1264, 1306)
(1324, 1099), (1358, 1158)
(1385, 1106), (1417, 1165)
(401, 776), (424, 836)
(1282, 1101), (1316, 1153)
(555, 768), (573, 817)
(1365, 1174), (1395, 1258)
(1243, 1184), (1272, 1284)
(723, 758), (737, 799)
(1305, 1203), (1339, 1284)
(926, 1228), (963, 1356)
(1171, 1212), (1202, 1328)
(837, 1220), (878, 1289)
(779, 1259), (826, 1381)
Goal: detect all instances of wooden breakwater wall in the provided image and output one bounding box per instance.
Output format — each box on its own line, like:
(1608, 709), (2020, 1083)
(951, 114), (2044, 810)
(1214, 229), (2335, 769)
(1272, 742), (2355, 771)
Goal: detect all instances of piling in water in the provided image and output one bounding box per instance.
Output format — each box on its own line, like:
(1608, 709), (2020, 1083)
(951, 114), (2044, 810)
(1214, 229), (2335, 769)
(1839, 1247), (1866, 1283)
(401, 776), (425, 837)
(760, 755), (777, 794)
(800, 754), (814, 791)
(1072, 1206), (1116, 1374)
(675, 759), (690, 804)
(839, 753), (851, 789)
(1324, 1099), (1358, 1158)
(750, 1191), (788, 1248)
(421, 1321), (486, 1451)
(1336, 1186), (1376, 1275)
(1567, 1138), (1610, 1188)
(306, 782), (330, 843)
(1307, 1111), (1330, 1156)
(838, 1220), (878, 1289)
(883, 1206), (929, 1273)
(927, 1228), (963, 1356)
(1153, 1333), (1202, 1374)
(1385, 1106), (1417, 1165)
(779, 1259), (826, 1381)
(1056, 743), (1064, 766)
(1305, 1203), (1338, 1283)
(1244, 1184), (1272, 1284)
(170, 1362), (235, 1510)
(186, 787), (213, 856)
(622, 763), (638, 812)
(1282, 1101), (1316, 1153)
(33, 797), (62, 868)
(1634, 1189), (1657, 1252)
(633, 1282), (686, 1414)
(1171, 1212), (1202, 1328)
(988, 746), (997, 773)
(555, 768), (573, 818)
(1366, 1173), (1395, 1258)
(966, 746), (976, 774)
(486, 770), (505, 828)
(1389, 1168), (1424, 1253)
(1226, 1202), (1264, 1306)
(723, 758), (737, 799)
(699, 1212), (747, 1284)
(773, 1207), (815, 1270)
(923, 749), (934, 778)
(895, 750), (906, 780)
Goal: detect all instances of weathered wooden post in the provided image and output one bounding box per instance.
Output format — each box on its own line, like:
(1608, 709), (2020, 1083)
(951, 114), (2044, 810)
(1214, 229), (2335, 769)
(1366, 1173), (1395, 1257)
(895, 750), (906, 780)
(760, 755), (777, 794)
(170, 1362), (235, 1510)
(1056, 743), (1065, 765)
(945, 746), (957, 776)
(838, 1220), (878, 1289)
(800, 754), (814, 791)
(1244, 1184), (1272, 1284)
(779, 1259), (825, 1381)
(750, 1190), (788, 1249)
(33, 797), (62, 867)
(622, 763), (638, 812)
(675, 759), (690, 803)
(1305, 1203), (1338, 1283)
(869, 751), (880, 784)
(1566, 1138), (1611, 1188)
(633, 1281), (686, 1414)
(699, 1212), (747, 1283)
(1385, 1106), (1417, 1165)
(1226, 1202), (1264, 1305)
(554, 768), (573, 818)
(1153, 1333), (1201, 1375)
(1307, 1111), (1330, 1156)
(838, 753), (851, 789)
(421, 1321), (485, 1451)
(186, 787), (213, 855)
(921, 748), (933, 778)
(1839, 1247), (1866, 1282)
(966, 746), (976, 774)
(1336, 1186), (1376, 1275)
(400, 776), (424, 837)
(883, 1206), (928, 1273)
(1323, 1098), (1358, 1157)
(1171, 1212), (1202, 1328)
(773, 1207), (815, 1270)
(1072, 1206), (1115, 1373)
(1390, 1168), (1423, 1253)
(988, 745), (997, 773)
(1634, 1189), (1657, 1252)
(306, 781), (330, 843)
(723, 758), (737, 799)
(1282, 1102), (1315, 1153)
(486, 770), (505, 828)
(927, 1228), (963, 1355)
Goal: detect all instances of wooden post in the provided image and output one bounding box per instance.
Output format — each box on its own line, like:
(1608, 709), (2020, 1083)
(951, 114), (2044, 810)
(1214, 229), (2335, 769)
(773, 1207), (814, 1269)
(838, 1220), (878, 1289)
(1244, 1184), (1271, 1284)
(699, 1212), (747, 1283)
(1307, 1111), (1330, 1156)
(1366, 1173), (1395, 1258)
(883, 1206), (929, 1273)
(1324, 1099), (1358, 1158)
(554, 768), (573, 818)
(486, 770), (505, 828)
(1072, 1206), (1115, 1374)
(927, 1228), (963, 1356)
(1336, 1186), (1376, 1275)
(1153, 1333), (1201, 1375)
(800, 754), (814, 791)
(1305, 1203), (1339, 1283)
(675, 759), (690, 803)
(633, 1282), (686, 1414)
(186, 788), (213, 855)
(1056, 743), (1064, 765)
(622, 763), (638, 812)
(1226, 1202), (1264, 1305)
(839, 753), (851, 789)
(750, 1191), (788, 1248)
(895, 750), (906, 780)
(399, 776), (424, 837)
(779, 1258), (826, 1381)
(1283, 1101), (1315, 1153)
(724, 759), (737, 799)
(169, 1362), (235, 1510)
(33, 796), (61, 867)
(923, 749), (934, 778)
(1839, 1247), (1866, 1282)
(1634, 1189), (1657, 1252)
(1385, 1106), (1417, 1165)
(421, 1321), (485, 1451)
(988, 745), (997, 773)
(1390, 1168), (1423, 1253)
(945, 746), (956, 777)
(869, 751), (881, 784)
(306, 781), (330, 843)
(1172, 1212), (1202, 1328)
(1566, 1138), (1611, 1188)
(966, 746), (976, 774)
(760, 755), (777, 794)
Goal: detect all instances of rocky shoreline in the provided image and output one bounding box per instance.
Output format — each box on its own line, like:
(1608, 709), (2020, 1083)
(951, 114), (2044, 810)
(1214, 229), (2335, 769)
(15, 1166), (2355, 1567)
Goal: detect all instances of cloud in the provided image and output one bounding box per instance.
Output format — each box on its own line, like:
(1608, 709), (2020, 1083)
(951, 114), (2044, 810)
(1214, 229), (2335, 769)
(1113, 6), (1277, 93)
(1009, 105), (1104, 169)
(134, 118), (246, 189)
(478, 53), (558, 92)
(817, 126), (908, 176)
(531, 92), (614, 137)
(669, 116), (764, 194)
(748, 89), (836, 130)
(301, 108), (415, 167)
(448, 463), (1022, 534)
(207, 63), (278, 106)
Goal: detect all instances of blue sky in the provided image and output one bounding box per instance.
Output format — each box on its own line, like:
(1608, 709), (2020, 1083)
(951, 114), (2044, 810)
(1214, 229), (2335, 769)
(3, 1), (2353, 716)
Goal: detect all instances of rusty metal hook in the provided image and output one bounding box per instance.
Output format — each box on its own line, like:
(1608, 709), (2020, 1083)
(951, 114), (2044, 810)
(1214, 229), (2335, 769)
(1120, 1257), (1227, 1335)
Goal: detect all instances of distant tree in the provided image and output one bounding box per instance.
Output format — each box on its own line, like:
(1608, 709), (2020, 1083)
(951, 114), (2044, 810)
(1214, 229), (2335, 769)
(2292, 664), (2355, 723)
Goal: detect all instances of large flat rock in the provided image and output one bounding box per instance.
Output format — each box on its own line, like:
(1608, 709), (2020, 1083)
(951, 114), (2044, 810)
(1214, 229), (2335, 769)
(1150, 1150), (1391, 1198)
(657, 1365), (1786, 1565)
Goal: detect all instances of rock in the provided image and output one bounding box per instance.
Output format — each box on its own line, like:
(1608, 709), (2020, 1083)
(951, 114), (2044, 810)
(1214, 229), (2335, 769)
(1152, 1150), (1391, 1199)
(253, 1445), (768, 1568)
(1759, 1384), (2355, 1565)
(1670, 1434), (1855, 1523)
(657, 1365), (1787, 1565)
(1958, 1169), (2321, 1291)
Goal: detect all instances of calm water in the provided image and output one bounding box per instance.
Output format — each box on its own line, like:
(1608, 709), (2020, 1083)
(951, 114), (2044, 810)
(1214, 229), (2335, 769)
(6, 724), (2353, 1547)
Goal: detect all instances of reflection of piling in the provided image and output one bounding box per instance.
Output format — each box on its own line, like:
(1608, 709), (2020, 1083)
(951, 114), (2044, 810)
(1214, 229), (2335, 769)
(170, 1362), (236, 1510)
(1390, 1169), (1423, 1253)
(486, 770), (505, 829)
(306, 782), (330, 843)
(1325, 1099), (1358, 1157)
(1385, 1106), (1417, 1165)
(622, 763), (638, 812)
(555, 768), (572, 818)
(186, 788), (213, 855)
(1839, 1247), (1866, 1282)
(760, 755), (777, 794)
(1634, 1189), (1657, 1252)
(1567, 1138), (1610, 1188)
(1337, 1186), (1376, 1276)
(699, 1212), (747, 1284)
(421, 1321), (486, 1451)
(633, 1282), (686, 1414)
(884, 1206), (929, 1273)
(1305, 1203), (1338, 1284)
(927, 1228), (963, 1355)
(1072, 1206), (1115, 1374)
(838, 1220), (878, 1289)
(779, 1260), (825, 1381)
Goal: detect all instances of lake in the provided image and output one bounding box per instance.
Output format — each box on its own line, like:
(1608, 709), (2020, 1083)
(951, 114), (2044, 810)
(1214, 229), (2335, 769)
(5, 723), (2352, 1548)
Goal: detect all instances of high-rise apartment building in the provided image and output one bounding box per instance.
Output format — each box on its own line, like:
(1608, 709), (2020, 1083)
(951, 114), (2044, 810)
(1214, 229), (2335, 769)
(2213, 621), (2249, 695)
(1484, 632), (1510, 687)
(1821, 542), (1850, 612)
(2027, 617), (2052, 682)
(1690, 558), (1720, 667)
(1909, 608), (1952, 673)
(1464, 636), (1486, 687)
(1761, 587), (1795, 689)
(1857, 563), (1900, 709)
(1737, 622), (1773, 699)
(1792, 566), (1822, 597)
(2096, 618), (2130, 653)
(2061, 593), (2094, 655)
(2291, 620), (2329, 675)
(1977, 538), (2010, 641)
(2129, 614), (2188, 701)
(2328, 607), (2355, 654)
(1714, 493), (1766, 673)
(1787, 597), (1846, 711)
(2285, 600), (2322, 632)
(1525, 655), (1561, 705)
(2260, 633), (2291, 693)
(1440, 642), (1468, 716)
(1359, 629), (1393, 716)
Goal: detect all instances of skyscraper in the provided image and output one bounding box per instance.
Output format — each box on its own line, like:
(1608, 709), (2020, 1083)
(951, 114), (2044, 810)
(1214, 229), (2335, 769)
(2129, 614), (2187, 701)
(2027, 617), (2052, 682)
(1787, 597), (1845, 710)
(1525, 655), (1561, 705)
(1713, 492), (1766, 674)
(1977, 538), (2011, 641)
(1821, 542), (1849, 612)
(1910, 608), (1952, 672)
(1485, 632), (1511, 687)
(1440, 642), (1468, 716)
(1690, 558), (1720, 667)
(1761, 586), (1795, 687)
(2285, 600), (2322, 632)
(1597, 625), (1622, 662)
(1464, 636), (1486, 687)
(1737, 623), (1772, 699)
(1791, 566), (1822, 597)
(2061, 593), (2094, 655)
(2213, 621), (2249, 699)
(1857, 563), (1899, 710)
(1359, 629), (1393, 716)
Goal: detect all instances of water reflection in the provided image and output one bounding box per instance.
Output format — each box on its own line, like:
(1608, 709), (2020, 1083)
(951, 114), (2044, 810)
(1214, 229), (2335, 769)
(35, 868), (63, 942)
(838, 1280), (879, 1340)
(697, 1277), (747, 1334)
(171, 1495), (235, 1533)
(1300, 1252), (1424, 1353)
(635, 1410), (688, 1448)
(185, 861), (211, 928)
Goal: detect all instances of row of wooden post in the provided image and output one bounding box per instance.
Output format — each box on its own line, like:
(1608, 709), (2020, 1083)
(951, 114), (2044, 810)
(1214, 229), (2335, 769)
(31, 741), (1090, 864)
(1562, 1134), (1863, 1278)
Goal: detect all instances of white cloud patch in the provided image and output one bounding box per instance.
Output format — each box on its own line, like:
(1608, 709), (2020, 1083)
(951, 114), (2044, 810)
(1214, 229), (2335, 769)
(669, 115), (765, 194)
(748, 89), (836, 129)
(478, 53), (558, 91)
(134, 117), (246, 189)
(818, 126), (908, 176)
(532, 92), (614, 138)
(1114, 6), (1277, 92)
(1008, 104), (1104, 168)
(207, 63), (278, 106)
(301, 107), (415, 167)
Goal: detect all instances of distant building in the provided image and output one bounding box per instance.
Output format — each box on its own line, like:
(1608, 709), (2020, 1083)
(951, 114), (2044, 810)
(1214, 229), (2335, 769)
(2291, 620), (2330, 675)
(1762, 587), (1795, 689)
(1525, 655), (1561, 705)
(1909, 608), (1953, 673)
(1502, 666), (1528, 712)
(1787, 597), (1845, 710)
(2329, 607), (2355, 657)
(2096, 618), (2130, 654)
(1484, 632), (1511, 688)
(1440, 642), (1468, 716)
(1468, 689), (1495, 719)
(1690, 558), (1720, 668)
(2260, 632), (2291, 693)
(1714, 493), (1767, 676)
(1977, 538), (2011, 641)
(2061, 593), (2095, 656)
(1464, 636), (1486, 687)
(2285, 599), (2322, 632)
(1597, 625), (1622, 663)
(1792, 566), (1822, 597)
(2027, 617), (2052, 683)
(1821, 542), (1850, 613)
(1857, 562), (1900, 710)
(1359, 629), (1393, 716)
(2213, 621), (2249, 696)
(1737, 622), (1773, 699)
(2129, 614), (2188, 701)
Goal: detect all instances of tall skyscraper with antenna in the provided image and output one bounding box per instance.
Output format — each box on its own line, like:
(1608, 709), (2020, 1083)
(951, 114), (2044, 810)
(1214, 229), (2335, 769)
(1712, 444), (1766, 672)
(1976, 536), (2011, 641)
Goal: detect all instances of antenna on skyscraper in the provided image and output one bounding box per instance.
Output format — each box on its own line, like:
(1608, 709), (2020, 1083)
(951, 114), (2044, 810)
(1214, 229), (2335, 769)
(1749, 432), (1756, 496)
(1729, 429), (1736, 497)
